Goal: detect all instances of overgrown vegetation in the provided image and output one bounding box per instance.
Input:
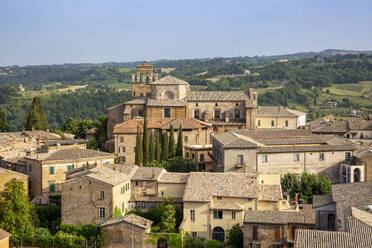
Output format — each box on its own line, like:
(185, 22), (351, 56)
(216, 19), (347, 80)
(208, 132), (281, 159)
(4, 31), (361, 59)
(281, 172), (332, 204)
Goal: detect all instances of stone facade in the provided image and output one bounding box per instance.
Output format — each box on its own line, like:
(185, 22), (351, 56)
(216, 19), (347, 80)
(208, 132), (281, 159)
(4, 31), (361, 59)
(184, 145), (213, 171)
(0, 168), (28, 194)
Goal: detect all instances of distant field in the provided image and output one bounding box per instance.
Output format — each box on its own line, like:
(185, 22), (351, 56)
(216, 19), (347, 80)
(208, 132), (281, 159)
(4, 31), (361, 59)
(105, 81), (131, 89)
(161, 68), (176, 73)
(325, 81), (372, 97)
(57, 85), (88, 93)
(118, 68), (134, 72)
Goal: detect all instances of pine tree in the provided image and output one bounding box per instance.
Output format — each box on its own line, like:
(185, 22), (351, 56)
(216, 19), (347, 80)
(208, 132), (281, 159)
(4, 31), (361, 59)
(24, 96), (48, 131)
(149, 131), (155, 162)
(142, 114), (149, 165)
(135, 126), (142, 166)
(155, 133), (161, 161)
(0, 109), (9, 132)
(176, 124), (183, 157)
(162, 131), (169, 160)
(168, 125), (176, 158)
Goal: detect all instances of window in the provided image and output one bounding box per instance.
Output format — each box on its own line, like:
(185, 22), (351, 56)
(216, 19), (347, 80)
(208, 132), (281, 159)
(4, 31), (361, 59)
(200, 154), (204, 162)
(213, 126), (218, 132)
(190, 210), (195, 221)
(28, 181), (31, 189)
(271, 120), (275, 127)
(49, 182), (55, 193)
(327, 214), (336, 230)
(253, 226), (258, 240)
(191, 232), (197, 238)
(232, 211), (236, 220)
(275, 226), (281, 241)
(99, 191), (104, 199)
(186, 152), (189, 158)
(49, 166), (55, 175)
(285, 120), (289, 127)
(235, 103), (239, 107)
(122, 203), (125, 213)
(29, 164), (32, 172)
(238, 155), (244, 165)
(258, 120), (261, 126)
(120, 137), (124, 143)
(136, 181), (138, 186)
(214, 109), (220, 119)
(99, 208), (105, 219)
(319, 153), (325, 161)
(212, 227), (225, 242)
(164, 108), (171, 118)
(192, 153), (195, 159)
(217, 196), (222, 200)
(119, 146), (125, 153)
(213, 210), (223, 219)
(194, 110), (200, 119)
(67, 165), (72, 171)
(234, 109), (240, 119)
(345, 152), (351, 161)
(215, 103), (218, 106)
(294, 154), (300, 162)
(120, 157), (126, 163)
(195, 103), (199, 107)
(253, 244), (260, 248)
(184, 136), (188, 143)
(262, 155), (268, 163)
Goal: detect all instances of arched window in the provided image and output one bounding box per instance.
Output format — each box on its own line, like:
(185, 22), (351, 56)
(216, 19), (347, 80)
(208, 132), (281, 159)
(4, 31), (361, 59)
(212, 226), (225, 242)
(354, 168), (361, 182)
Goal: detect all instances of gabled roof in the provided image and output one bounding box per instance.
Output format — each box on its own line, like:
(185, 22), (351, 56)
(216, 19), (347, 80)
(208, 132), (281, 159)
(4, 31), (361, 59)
(182, 172), (258, 202)
(0, 228), (10, 240)
(258, 184), (283, 202)
(146, 98), (186, 107)
(311, 119), (372, 133)
(210, 201), (244, 211)
(149, 75), (189, 85)
(213, 131), (258, 149)
(25, 148), (114, 162)
(161, 118), (210, 130)
(244, 205), (315, 225)
(257, 106), (306, 117)
(124, 97), (146, 105)
(100, 214), (153, 229)
(313, 195), (334, 208)
(158, 172), (189, 184)
(104, 164), (138, 177)
(131, 167), (166, 181)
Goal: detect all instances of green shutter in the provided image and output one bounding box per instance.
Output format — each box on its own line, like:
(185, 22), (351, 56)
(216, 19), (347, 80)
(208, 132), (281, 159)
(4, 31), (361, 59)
(49, 182), (55, 192)
(49, 166), (55, 175)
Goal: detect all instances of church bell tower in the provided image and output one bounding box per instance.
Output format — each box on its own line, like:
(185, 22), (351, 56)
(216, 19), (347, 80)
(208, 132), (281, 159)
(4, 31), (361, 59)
(131, 61), (158, 98)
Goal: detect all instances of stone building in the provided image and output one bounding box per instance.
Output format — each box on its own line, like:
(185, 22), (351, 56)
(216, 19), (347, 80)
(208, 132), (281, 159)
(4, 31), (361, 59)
(0, 167), (28, 194)
(61, 166), (132, 225)
(179, 172), (283, 242)
(184, 144), (213, 171)
(295, 207), (372, 248)
(211, 129), (357, 182)
(100, 214), (155, 248)
(25, 148), (115, 202)
(256, 106), (306, 129)
(0, 228), (11, 248)
(312, 181), (372, 232)
(112, 118), (212, 164)
(242, 205), (315, 248)
(339, 149), (372, 183)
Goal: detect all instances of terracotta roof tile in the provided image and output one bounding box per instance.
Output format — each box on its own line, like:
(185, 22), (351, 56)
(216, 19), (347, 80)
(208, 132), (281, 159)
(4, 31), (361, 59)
(149, 75), (189, 85)
(158, 172), (189, 184)
(210, 201), (244, 211)
(257, 106), (306, 117)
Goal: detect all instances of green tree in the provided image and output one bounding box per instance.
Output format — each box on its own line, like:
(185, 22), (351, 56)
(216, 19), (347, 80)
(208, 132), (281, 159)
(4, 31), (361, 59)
(206, 239), (224, 248)
(135, 126), (142, 166)
(162, 157), (198, 173)
(227, 224), (243, 248)
(155, 133), (161, 161)
(142, 114), (149, 164)
(281, 173), (300, 200)
(77, 118), (94, 138)
(0, 109), (9, 132)
(176, 125), (183, 157)
(169, 125), (176, 158)
(149, 132), (155, 162)
(0, 179), (35, 243)
(162, 131), (169, 160)
(159, 197), (176, 233)
(62, 117), (79, 134)
(86, 137), (99, 150)
(113, 206), (122, 218)
(24, 96), (48, 131)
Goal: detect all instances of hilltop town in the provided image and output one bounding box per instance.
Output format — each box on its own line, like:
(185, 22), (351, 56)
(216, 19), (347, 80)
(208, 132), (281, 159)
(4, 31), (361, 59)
(0, 62), (372, 248)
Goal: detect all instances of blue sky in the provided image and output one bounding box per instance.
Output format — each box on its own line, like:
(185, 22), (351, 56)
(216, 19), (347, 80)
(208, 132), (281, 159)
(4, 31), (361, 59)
(0, 0), (371, 66)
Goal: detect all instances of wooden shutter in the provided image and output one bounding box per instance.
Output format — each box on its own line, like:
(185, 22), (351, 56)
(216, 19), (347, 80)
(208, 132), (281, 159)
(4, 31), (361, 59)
(275, 226), (281, 241)
(253, 226), (258, 240)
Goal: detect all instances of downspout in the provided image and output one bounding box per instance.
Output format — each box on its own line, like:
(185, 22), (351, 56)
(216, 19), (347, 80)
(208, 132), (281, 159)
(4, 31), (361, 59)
(304, 152), (307, 172)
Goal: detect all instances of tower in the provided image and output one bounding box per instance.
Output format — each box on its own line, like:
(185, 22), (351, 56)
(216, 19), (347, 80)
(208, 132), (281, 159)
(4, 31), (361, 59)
(131, 61), (158, 98)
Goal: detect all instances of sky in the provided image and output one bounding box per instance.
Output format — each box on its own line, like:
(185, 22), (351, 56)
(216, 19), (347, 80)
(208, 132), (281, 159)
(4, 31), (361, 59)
(0, 0), (372, 66)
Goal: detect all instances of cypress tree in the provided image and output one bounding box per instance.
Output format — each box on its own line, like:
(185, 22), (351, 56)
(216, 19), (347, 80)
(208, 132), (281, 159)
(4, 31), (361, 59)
(176, 124), (183, 157)
(155, 133), (161, 161)
(24, 96), (48, 131)
(162, 131), (169, 160)
(0, 109), (9, 132)
(169, 125), (176, 158)
(142, 114), (149, 165)
(135, 126), (142, 166)
(149, 131), (155, 162)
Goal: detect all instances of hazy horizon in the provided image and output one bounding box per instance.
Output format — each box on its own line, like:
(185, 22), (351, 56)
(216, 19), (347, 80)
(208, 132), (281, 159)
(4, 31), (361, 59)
(1, 0), (372, 66)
